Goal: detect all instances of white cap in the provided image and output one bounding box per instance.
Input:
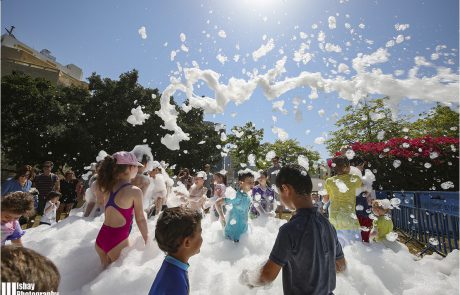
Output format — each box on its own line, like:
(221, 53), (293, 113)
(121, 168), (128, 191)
(151, 161), (161, 170)
(196, 171), (207, 180)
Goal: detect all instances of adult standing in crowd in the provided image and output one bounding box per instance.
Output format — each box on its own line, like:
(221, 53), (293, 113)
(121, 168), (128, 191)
(33, 161), (60, 215)
(56, 171), (77, 221)
(1, 165), (36, 227)
(203, 164), (214, 198)
(1, 165), (34, 196)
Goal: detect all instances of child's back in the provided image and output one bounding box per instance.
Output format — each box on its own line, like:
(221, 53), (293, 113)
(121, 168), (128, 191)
(270, 207), (343, 294)
(325, 173), (361, 230)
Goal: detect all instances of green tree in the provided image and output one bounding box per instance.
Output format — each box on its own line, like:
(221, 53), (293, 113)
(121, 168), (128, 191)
(1, 72), (92, 172)
(1, 70), (222, 174)
(259, 139), (321, 175)
(224, 122), (264, 170)
(325, 97), (408, 155)
(409, 104), (459, 138)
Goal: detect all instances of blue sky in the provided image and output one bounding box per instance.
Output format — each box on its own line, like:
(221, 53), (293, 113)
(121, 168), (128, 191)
(3, 0), (459, 159)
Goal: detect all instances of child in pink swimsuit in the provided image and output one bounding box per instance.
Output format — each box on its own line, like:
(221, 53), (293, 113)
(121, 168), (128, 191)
(94, 151), (149, 268)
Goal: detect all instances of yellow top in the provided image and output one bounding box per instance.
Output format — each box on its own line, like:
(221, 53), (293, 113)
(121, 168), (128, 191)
(325, 173), (362, 230)
(373, 216), (394, 241)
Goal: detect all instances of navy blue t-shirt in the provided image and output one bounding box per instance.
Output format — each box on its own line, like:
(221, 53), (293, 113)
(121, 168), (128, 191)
(148, 256), (189, 295)
(269, 207), (344, 295)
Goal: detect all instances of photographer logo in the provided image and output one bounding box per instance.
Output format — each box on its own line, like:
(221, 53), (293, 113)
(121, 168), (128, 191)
(1, 282), (59, 295)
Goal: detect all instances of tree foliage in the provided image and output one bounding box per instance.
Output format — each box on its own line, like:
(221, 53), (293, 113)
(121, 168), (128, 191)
(224, 122), (264, 170)
(409, 104), (459, 138)
(325, 97), (408, 155)
(223, 122), (321, 175)
(259, 139), (321, 175)
(1, 71), (221, 175)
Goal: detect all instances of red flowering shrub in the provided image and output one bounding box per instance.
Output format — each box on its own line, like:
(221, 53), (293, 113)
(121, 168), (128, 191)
(349, 136), (459, 191)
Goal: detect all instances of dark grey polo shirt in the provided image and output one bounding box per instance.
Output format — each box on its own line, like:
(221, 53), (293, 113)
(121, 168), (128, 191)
(269, 207), (344, 295)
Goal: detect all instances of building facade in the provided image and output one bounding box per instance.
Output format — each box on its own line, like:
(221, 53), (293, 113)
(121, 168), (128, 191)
(1, 33), (87, 89)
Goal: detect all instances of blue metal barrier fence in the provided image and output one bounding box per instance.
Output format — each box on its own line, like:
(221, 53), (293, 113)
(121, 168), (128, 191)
(376, 190), (459, 256)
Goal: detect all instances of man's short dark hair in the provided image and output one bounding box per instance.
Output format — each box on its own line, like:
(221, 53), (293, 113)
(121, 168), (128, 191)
(275, 164), (312, 196)
(1, 245), (60, 292)
(155, 207), (202, 254)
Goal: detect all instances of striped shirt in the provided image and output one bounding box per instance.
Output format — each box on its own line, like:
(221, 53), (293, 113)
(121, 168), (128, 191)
(34, 173), (58, 197)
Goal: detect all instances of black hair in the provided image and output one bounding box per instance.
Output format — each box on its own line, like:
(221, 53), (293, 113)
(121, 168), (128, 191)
(275, 164), (312, 197)
(350, 156), (364, 167)
(332, 156), (350, 174)
(46, 191), (61, 201)
(155, 207), (202, 254)
(238, 171), (254, 182)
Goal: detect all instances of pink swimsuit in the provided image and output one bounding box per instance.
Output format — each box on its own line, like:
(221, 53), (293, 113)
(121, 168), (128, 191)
(96, 183), (134, 254)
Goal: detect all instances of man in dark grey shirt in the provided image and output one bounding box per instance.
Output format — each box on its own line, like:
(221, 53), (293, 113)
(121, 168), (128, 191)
(240, 164), (346, 295)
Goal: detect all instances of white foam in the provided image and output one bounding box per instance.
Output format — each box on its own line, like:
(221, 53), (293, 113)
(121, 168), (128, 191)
(20, 209), (459, 295)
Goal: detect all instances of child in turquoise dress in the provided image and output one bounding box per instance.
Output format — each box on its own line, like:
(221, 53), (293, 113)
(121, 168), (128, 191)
(216, 170), (254, 242)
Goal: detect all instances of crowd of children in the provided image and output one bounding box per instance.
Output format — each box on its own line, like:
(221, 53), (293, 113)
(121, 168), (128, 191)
(1, 149), (402, 295)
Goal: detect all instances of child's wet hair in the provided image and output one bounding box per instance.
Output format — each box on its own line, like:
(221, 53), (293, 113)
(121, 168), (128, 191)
(1, 192), (35, 216)
(275, 164), (312, 197)
(332, 156), (350, 174)
(155, 207), (202, 254)
(1, 245), (60, 292)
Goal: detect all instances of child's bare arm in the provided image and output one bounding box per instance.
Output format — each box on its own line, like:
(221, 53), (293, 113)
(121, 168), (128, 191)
(215, 197), (226, 225)
(133, 189), (149, 243)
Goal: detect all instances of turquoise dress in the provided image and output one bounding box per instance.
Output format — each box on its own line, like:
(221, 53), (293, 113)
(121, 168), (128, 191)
(224, 190), (251, 241)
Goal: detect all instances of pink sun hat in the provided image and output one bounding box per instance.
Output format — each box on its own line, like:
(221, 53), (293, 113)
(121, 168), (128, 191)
(112, 151), (144, 167)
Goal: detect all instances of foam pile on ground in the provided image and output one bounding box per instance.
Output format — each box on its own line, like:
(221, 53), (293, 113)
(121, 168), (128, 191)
(21, 202), (458, 295)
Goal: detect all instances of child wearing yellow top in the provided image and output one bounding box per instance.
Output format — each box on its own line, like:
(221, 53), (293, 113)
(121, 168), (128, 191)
(370, 199), (394, 242)
(324, 156), (362, 247)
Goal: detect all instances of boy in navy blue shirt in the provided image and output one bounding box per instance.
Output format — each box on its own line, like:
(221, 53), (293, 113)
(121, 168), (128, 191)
(148, 207), (203, 295)
(240, 164), (346, 295)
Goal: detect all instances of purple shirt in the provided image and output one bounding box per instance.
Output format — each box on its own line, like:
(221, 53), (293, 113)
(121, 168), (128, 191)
(250, 185), (275, 216)
(1, 220), (25, 245)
